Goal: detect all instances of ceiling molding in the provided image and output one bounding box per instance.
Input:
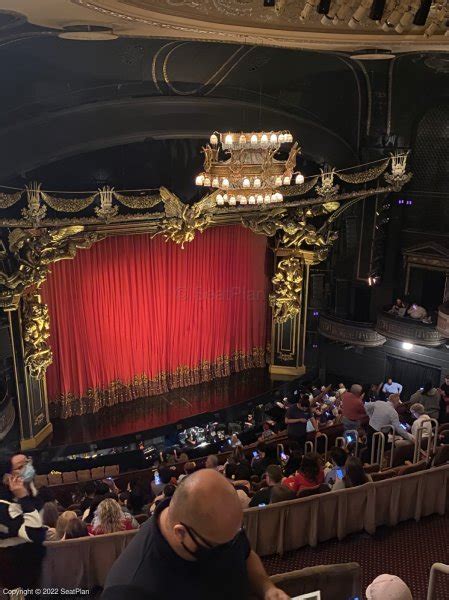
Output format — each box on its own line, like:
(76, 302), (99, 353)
(6, 0), (449, 52)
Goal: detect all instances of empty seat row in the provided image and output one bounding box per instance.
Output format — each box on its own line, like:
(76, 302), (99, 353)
(35, 464), (120, 487)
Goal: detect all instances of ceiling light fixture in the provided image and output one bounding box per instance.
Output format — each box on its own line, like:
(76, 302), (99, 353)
(402, 342), (414, 350)
(195, 131), (300, 206)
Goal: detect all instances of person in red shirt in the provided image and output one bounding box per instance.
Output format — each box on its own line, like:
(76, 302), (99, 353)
(282, 453), (324, 494)
(341, 384), (367, 432)
(88, 498), (138, 536)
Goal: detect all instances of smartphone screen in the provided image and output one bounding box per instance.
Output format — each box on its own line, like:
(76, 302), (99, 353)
(280, 452), (288, 461)
(336, 469), (344, 479)
(252, 451), (259, 458)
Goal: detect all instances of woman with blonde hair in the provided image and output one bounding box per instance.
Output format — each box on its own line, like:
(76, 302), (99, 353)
(89, 498), (137, 535)
(55, 510), (77, 540)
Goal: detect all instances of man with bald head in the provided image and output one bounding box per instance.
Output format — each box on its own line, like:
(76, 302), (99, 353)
(103, 469), (289, 600)
(341, 383), (367, 432)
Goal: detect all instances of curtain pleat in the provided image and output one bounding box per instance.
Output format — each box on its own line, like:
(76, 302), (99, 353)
(42, 226), (269, 418)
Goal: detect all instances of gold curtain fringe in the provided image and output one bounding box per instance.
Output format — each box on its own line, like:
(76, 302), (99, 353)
(49, 348), (266, 419)
(279, 176), (319, 198)
(336, 159), (389, 184)
(113, 191), (163, 210)
(41, 191), (98, 213)
(0, 191), (22, 209)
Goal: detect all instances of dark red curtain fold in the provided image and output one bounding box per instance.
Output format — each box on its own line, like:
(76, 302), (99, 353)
(42, 226), (269, 418)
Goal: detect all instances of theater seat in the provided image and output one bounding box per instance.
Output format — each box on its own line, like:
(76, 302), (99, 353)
(47, 473), (63, 485)
(91, 466), (105, 480)
(363, 463), (380, 474)
(34, 474), (49, 488)
(62, 471), (77, 483)
(432, 444), (449, 467)
(397, 460), (427, 476)
(76, 469), (91, 481)
(371, 468), (398, 482)
(297, 484), (330, 498)
(105, 465), (119, 477)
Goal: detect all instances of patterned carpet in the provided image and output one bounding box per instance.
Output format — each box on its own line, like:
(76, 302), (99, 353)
(262, 514), (449, 599)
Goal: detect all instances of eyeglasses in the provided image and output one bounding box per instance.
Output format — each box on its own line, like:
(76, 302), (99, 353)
(180, 522), (243, 550)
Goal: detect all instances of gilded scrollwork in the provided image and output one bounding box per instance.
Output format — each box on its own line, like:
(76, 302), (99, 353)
(22, 183), (46, 226)
(22, 293), (53, 380)
(0, 226), (100, 310)
(269, 256), (303, 324)
(153, 187), (217, 248)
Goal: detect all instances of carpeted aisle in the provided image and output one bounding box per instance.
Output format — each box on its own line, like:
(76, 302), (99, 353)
(262, 514), (449, 599)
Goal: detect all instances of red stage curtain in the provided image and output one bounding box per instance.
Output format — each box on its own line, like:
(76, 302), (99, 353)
(42, 226), (269, 418)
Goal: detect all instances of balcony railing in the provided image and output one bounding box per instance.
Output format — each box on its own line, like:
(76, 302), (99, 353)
(376, 310), (447, 348)
(318, 313), (386, 347)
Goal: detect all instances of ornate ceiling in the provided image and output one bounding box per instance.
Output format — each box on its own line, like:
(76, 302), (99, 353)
(3, 0), (449, 52)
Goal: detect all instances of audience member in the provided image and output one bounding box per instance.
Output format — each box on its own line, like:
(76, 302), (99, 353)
(283, 453), (324, 494)
(285, 394), (313, 452)
(324, 446), (348, 487)
(42, 501), (60, 541)
(150, 483), (176, 515)
(89, 498), (138, 535)
(341, 384), (367, 432)
(283, 441), (302, 477)
(382, 378), (403, 396)
(151, 466), (173, 497)
(251, 442), (278, 478)
(225, 447), (251, 481)
(439, 374), (449, 423)
(177, 452), (189, 463)
(410, 381), (440, 420)
(234, 485), (251, 509)
(79, 481), (97, 514)
(258, 422), (276, 441)
(366, 574), (413, 600)
(410, 403), (432, 440)
(388, 298), (407, 317)
(82, 482), (114, 522)
(117, 492), (139, 527)
(249, 465), (283, 507)
(334, 383), (346, 398)
(332, 457), (370, 491)
(102, 469), (289, 600)
(0, 459), (46, 589)
(127, 480), (146, 515)
(56, 510), (78, 540)
(230, 433), (243, 448)
(178, 461), (197, 482)
(205, 454), (219, 470)
(64, 517), (90, 540)
(365, 393), (413, 453)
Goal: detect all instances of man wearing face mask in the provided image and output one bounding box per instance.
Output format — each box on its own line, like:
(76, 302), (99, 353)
(0, 455), (46, 589)
(9, 454), (42, 507)
(103, 469), (289, 600)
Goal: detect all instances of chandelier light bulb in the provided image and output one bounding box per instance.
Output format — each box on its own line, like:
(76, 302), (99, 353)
(278, 133), (285, 143)
(203, 177), (211, 187)
(261, 133), (268, 145)
(254, 177), (262, 188)
(225, 134), (233, 145)
(223, 194), (228, 202)
(250, 134), (258, 145)
(242, 177), (251, 188)
(210, 133), (218, 145)
(221, 178), (229, 188)
(240, 196), (248, 204)
(264, 194), (271, 204)
(270, 133), (278, 144)
(229, 195), (236, 205)
(212, 177), (219, 187)
(275, 176), (283, 186)
(276, 192), (283, 202)
(283, 175), (291, 185)
(271, 194), (277, 203)
(295, 173), (305, 184)
(239, 134), (246, 144)
(249, 196), (256, 205)
(257, 195), (264, 204)
(195, 174), (204, 186)
(216, 194), (224, 205)
(285, 133), (293, 143)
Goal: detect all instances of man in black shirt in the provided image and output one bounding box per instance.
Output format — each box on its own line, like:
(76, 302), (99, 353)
(249, 465), (283, 508)
(285, 395), (311, 452)
(102, 469), (289, 600)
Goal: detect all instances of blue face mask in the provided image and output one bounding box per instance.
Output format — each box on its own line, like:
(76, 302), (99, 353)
(20, 463), (35, 483)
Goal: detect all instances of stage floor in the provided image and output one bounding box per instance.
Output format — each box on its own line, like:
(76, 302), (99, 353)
(50, 367), (277, 447)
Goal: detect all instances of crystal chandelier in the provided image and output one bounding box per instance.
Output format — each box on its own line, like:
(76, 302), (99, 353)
(194, 131), (303, 206)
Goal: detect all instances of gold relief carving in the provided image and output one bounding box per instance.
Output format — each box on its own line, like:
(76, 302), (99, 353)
(22, 293), (52, 380)
(41, 191), (98, 213)
(337, 159), (389, 184)
(269, 256), (303, 324)
(0, 191), (22, 209)
(278, 351), (294, 361)
(22, 183), (46, 226)
(95, 186), (119, 222)
(154, 187), (216, 248)
(113, 191), (162, 210)
(0, 226), (100, 310)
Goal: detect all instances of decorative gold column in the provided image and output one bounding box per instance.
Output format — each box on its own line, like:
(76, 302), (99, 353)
(269, 249), (319, 378)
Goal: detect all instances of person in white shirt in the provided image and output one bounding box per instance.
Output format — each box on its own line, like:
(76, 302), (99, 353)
(410, 403), (432, 439)
(382, 378), (403, 396)
(365, 394), (413, 454)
